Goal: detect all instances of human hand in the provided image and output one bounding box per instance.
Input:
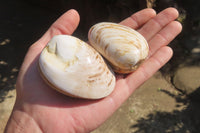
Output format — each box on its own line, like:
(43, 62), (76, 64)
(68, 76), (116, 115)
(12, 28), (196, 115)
(5, 8), (182, 133)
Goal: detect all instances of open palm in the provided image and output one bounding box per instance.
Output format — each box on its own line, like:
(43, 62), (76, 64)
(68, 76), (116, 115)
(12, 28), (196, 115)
(6, 8), (182, 133)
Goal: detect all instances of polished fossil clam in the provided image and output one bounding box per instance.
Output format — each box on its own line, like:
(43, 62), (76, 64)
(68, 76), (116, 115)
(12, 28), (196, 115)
(88, 22), (149, 73)
(39, 35), (116, 99)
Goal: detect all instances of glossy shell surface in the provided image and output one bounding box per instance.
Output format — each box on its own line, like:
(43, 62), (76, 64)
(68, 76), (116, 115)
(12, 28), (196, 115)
(39, 35), (116, 99)
(88, 22), (149, 73)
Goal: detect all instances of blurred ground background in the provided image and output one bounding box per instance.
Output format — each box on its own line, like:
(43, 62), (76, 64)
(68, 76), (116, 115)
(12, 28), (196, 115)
(0, 0), (200, 132)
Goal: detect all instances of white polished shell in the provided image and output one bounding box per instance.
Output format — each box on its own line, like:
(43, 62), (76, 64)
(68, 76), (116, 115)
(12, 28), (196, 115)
(39, 35), (116, 99)
(88, 22), (149, 73)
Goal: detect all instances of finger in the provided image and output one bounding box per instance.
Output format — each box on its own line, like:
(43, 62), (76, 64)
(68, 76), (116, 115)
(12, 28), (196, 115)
(99, 46), (173, 110)
(120, 8), (156, 29)
(36, 9), (80, 47)
(148, 21), (182, 56)
(50, 9), (80, 35)
(138, 8), (179, 41)
(126, 46), (173, 95)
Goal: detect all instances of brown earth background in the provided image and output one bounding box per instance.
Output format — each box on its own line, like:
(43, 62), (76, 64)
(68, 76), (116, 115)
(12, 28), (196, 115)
(0, 0), (200, 132)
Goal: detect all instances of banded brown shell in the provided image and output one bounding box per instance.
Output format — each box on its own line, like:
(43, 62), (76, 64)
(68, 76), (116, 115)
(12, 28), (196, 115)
(88, 22), (149, 73)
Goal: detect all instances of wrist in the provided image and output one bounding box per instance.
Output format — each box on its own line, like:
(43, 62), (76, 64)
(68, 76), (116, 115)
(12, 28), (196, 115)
(4, 103), (42, 133)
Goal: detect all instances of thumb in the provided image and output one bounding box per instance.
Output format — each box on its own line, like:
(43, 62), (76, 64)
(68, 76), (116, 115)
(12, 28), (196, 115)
(35, 9), (80, 47)
(20, 9), (80, 73)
